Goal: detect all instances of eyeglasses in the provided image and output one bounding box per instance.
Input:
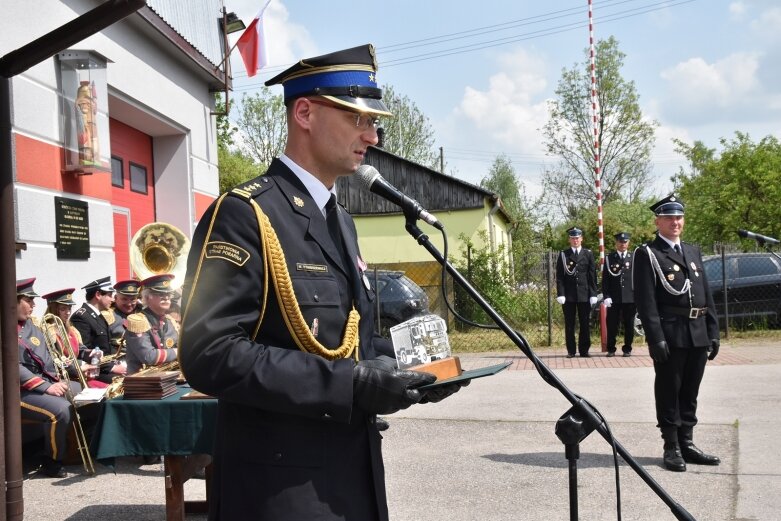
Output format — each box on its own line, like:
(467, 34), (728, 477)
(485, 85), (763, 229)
(307, 98), (381, 131)
(150, 293), (172, 300)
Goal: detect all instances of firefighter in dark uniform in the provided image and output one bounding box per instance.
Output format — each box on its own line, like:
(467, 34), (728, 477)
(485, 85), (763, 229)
(17, 278), (81, 478)
(102, 278), (141, 355)
(634, 195), (720, 472)
(556, 227), (598, 357)
(71, 276), (126, 382)
(124, 274), (179, 375)
(602, 232), (636, 357)
(180, 44), (465, 521)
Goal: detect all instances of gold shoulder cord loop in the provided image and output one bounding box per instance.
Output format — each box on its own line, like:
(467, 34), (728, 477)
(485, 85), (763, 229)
(250, 200), (360, 361)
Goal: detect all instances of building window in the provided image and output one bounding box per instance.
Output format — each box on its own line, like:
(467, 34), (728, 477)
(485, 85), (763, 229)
(111, 156), (124, 187)
(129, 162), (148, 194)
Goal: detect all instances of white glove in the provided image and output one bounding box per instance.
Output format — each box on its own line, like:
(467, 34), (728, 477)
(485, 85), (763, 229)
(556, 296), (566, 305)
(603, 298), (612, 308)
(589, 296), (598, 306)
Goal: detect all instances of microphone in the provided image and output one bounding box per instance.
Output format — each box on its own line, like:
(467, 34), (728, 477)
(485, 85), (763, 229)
(738, 229), (780, 245)
(355, 165), (443, 229)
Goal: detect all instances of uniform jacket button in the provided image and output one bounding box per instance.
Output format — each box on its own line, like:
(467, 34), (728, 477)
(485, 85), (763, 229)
(313, 294), (319, 302)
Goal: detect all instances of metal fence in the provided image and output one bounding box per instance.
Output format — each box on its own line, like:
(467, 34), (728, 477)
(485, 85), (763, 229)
(368, 242), (781, 351)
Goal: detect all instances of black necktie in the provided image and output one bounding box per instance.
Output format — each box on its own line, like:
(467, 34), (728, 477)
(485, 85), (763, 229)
(325, 195), (350, 269)
(674, 244), (681, 255)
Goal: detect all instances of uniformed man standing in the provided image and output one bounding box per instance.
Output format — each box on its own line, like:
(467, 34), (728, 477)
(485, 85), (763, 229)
(180, 44), (464, 521)
(634, 195), (720, 472)
(125, 274), (179, 375)
(17, 278), (81, 478)
(602, 232), (636, 357)
(556, 227), (598, 357)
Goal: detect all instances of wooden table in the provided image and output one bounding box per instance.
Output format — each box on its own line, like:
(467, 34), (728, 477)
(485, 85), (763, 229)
(90, 385), (217, 520)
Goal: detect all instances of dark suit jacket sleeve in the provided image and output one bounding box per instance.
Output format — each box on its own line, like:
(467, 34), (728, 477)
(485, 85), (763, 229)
(555, 252), (565, 297)
(634, 246), (664, 345)
(588, 250), (598, 297)
(180, 195), (354, 423)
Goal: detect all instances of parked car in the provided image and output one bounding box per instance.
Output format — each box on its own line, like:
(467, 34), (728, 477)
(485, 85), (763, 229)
(702, 252), (781, 327)
(367, 270), (430, 335)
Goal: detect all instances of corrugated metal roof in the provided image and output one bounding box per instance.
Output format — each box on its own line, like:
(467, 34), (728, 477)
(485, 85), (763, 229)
(146, 0), (224, 67)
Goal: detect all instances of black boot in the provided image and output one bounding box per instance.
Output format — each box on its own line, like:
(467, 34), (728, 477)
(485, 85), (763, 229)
(678, 429), (720, 466)
(662, 442), (686, 472)
(40, 457), (66, 478)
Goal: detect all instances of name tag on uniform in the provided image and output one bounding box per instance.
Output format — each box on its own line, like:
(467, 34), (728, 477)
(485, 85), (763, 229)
(296, 263), (328, 273)
(206, 241), (250, 267)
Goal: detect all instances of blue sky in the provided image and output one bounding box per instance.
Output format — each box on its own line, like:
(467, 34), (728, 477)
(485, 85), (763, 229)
(225, 0), (781, 202)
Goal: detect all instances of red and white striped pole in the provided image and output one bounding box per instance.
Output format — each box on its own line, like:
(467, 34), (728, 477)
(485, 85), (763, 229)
(588, 0), (604, 267)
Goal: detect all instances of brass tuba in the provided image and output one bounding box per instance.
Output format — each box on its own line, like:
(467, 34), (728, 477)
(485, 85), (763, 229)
(130, 222), (190, 289)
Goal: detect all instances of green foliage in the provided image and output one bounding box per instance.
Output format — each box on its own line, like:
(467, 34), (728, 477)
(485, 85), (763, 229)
(542, 36), (657, 220)
(218, 146), (261, 194)
(234, 87), (287, 167)
(379, 84), (440, 169)
(673, 132), (781, 249)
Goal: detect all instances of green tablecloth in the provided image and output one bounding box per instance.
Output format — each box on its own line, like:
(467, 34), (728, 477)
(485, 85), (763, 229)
(90, 385), (217, 464)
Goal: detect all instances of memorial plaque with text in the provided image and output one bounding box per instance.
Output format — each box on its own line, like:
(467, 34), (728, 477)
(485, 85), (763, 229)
(55, 197), (90, 259)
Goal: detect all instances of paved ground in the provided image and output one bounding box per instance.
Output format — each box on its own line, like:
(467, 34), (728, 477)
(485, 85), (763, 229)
(19, 340), (781, 520)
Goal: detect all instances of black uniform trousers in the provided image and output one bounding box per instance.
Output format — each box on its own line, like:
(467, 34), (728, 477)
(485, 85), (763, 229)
(563, 301), (591, 355)
(20, 381), (81, 461)
(606, 303), (636, 353)
(653, 346), (708, 439)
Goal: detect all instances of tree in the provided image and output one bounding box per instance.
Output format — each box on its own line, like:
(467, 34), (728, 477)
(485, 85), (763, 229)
(378, 84), (440, 169)
(234, 87), (287, 169)
(216, 95), (261, 193)
(542, 36), (657, 220)
(673, 132), (781, 250)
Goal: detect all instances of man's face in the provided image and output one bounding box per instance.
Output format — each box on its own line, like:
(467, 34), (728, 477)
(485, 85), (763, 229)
(616, 240), (629, 252)
(16, 296), (35, 322)
(146, 292), (171, 316)
(96, 290), (114, 311)
(655, 215), (685, 241)
(568, 236), (583, 249)
(115, 293), (138, 314)
(305, 98), (381, 183)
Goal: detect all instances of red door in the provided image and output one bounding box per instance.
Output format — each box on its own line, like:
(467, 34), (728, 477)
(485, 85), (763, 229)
(109, 118), (155, 279)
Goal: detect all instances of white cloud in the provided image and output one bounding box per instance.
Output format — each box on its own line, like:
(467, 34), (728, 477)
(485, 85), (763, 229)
(750, 7), (781, 44)
(729, 2), (748, 19)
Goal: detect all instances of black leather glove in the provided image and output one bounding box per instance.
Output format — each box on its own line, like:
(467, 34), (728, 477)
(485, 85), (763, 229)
(353, 356), (436, 415)
(649, 341), (670, 364)
(708, 339), (720, 360)
(420, 380), (470, 404)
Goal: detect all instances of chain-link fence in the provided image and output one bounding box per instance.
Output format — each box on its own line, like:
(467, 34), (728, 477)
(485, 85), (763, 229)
(367, 242), (781, 351)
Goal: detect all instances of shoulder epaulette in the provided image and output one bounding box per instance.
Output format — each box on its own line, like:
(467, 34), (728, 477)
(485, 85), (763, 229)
(229, 176), (271, 200)
(126, 313), (151, 334)
(101, 309), (116, 326)
(165, 314), (181, 333)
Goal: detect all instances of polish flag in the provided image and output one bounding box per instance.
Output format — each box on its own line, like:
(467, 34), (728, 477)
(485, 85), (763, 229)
(236, 1), (272, 77)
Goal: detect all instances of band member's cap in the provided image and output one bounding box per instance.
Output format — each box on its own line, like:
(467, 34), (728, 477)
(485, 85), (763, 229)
(41, 288), (77, 305)
(82, 276), (114, 292)
(650, 194), (685, 216)
(141, 273), (176, 294)
(567, 227), (583, 237)
(265, 44), (393, 117)
(114, 279), (141, 296)
(615, 232), (631, 242)
(16, 278), (39, 298)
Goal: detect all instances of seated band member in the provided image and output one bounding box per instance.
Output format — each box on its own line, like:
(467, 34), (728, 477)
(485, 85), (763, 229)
(124, 274), (179, 375)
(41, 288), (107, 389)
(102, 279), (141, 354)
(17, 278), (81, 478)
(70, 276), (126, 382)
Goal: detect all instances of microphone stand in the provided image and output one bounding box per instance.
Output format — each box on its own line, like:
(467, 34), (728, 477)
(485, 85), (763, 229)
(403, 216), (695, 521)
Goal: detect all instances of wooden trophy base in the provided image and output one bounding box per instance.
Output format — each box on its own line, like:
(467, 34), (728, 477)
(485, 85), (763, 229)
(409, 356), (462, 381)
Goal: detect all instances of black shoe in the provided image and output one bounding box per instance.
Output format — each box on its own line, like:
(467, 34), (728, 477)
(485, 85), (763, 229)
(606, 351), (615, 357)
(580, 353), (591, 358)
(663, 443), (686, 472)
(566, 353), (575, 359)
(622, 352), (631, 357)
(680, 443), (720, 465)
(376, 417), (390, 431)
(143, 455), (162, 465)
(40, 459), (66, 478)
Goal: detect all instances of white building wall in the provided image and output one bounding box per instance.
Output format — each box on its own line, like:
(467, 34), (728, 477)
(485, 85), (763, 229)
(4, 0), (219, 296)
